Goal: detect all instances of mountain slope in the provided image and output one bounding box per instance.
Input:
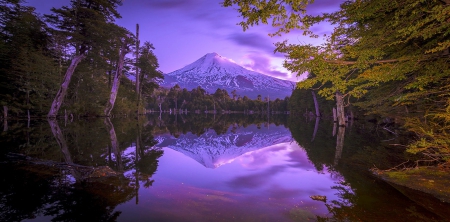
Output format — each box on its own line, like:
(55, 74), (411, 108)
(161, 53), (294, 99)
(154, 124), (292, 168)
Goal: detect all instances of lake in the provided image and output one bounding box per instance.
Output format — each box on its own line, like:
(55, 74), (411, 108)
(0, 114), (448, 221)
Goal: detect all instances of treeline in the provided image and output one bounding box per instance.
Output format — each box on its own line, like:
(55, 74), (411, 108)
(147, 84), (290, 114)
(148, 113), (288, 137)
(0, 0), (163, 119)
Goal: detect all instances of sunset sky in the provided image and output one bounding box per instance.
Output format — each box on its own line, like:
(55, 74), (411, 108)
(26, 0), (342, 82)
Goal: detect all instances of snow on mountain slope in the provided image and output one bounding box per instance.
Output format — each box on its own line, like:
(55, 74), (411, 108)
(161, 53), (294, 99)
(154, 124), (292, 168)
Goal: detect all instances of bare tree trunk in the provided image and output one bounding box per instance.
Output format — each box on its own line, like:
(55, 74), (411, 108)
(334, 125), (345, 166)
(332, 122), (337, 137)
(3, 106), (7, 132)
(27, 110), (30, 128)
(335, 91), (346, 126)
(135, 24), (140, 115)
(332, 107), (337, 122)
(48, 119), (72, 164)
(48, 54), (86, 118)
(48, 119), (82, 179)
(104, 39), (129, 116)
(3, 105), (7, 120)
(104, 118), (123, 171)
(311, 90), (320, 117)
(311, 116), (319, 142)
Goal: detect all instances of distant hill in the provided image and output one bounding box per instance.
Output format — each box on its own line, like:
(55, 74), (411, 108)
(160, 52), (294, 99)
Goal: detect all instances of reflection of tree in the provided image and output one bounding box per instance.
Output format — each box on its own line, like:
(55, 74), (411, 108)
(311, 117), (320, 142)
(334, 126), (345, 166)
(0, 161), (135, 221)
(1, 116), (167, 220)
(289, 116), (446, 221)
(104, 118), (123, 171)
(135, 119), (163, 189)
(148, 113), (289, 137)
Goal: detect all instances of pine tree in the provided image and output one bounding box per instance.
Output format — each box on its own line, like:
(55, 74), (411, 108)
(45, 0), (124, 118)
(0, 1), (57, 116)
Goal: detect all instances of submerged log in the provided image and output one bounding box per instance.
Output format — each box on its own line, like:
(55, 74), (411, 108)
(5, 153), (119, 181)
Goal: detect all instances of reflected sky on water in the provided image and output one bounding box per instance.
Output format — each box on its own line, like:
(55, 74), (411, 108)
(115, 124), (349, 221)
(2, 115), (448, 221)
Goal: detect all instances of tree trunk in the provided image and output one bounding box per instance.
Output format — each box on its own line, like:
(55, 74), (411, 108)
(48, 54), (86, 118)
(48, 119), (73, 164)
(3, 106), (7, 132)
(311, 90), (320, 117)
(104, 118), (123, 171)
(334, 125), (345, 166)
(104, 39), (129, 116)
(335, 91), (346, 126)
(332, 107), (337, 122)
(311, 116), (319, 142)
(135, 24), (140, 115)
(332, 122), (337, 137)
(3, 106), (7, 120)
(27, 110), (30, 128)
(48, 119), (82, 179)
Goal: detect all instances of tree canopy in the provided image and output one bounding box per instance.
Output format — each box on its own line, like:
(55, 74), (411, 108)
(0, 0), (162, 117)
(223, 0), (450, 165)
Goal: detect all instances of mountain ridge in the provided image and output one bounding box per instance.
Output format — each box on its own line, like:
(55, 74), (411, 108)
(154, 124), (292, 168)
(161, 53), (294, 99)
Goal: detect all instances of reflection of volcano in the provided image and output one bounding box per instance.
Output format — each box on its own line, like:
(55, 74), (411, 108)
(154, 124), (291, 168)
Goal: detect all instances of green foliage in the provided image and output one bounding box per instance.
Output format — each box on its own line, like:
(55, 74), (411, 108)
(289, 87), (335, 117)
(224, 0), (450, 164)
(45, 0), (123, 56)
(0, 0), (163, 117)
(137, 41), (164, 105)
(148, 113), (288, 137)
(0, 2), (59, 116)
(148, 85), (290, 113)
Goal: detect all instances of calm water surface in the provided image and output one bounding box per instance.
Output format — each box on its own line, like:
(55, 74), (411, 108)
(0, 114), (448, 221)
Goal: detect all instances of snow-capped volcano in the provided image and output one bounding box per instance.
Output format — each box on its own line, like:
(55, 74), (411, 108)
(161, 53), (294, 99)
(154, 124), (292, 168)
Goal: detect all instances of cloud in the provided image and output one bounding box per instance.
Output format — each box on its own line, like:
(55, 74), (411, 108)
(242, 53), (290, 79)
(145, 0), (202, 10)
(227, 32), (275, 54)
(227, 165), (287, 189)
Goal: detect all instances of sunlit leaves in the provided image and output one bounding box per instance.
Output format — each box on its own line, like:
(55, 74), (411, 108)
(224, 0), (450, 164)
(223, 0), (314, 36)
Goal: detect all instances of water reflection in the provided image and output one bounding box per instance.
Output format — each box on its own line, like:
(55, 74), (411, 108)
(0, 114), (448, 221)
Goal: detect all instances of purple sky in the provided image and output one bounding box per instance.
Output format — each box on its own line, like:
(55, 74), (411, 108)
(25, 0), (341, 82)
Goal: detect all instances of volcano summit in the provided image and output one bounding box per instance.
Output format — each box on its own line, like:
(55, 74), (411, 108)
(161, 53), (294, 99)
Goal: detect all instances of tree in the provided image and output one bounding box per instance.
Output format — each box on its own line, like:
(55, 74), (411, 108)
(137, 41), (163, 109)
(104, 31), (132, 116)
(168, 84), (181, 111)
(223, 0), (450, 163)
(45, 0), (123, 118)
(0, 0), (57, 116)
